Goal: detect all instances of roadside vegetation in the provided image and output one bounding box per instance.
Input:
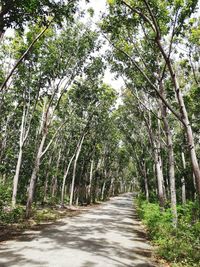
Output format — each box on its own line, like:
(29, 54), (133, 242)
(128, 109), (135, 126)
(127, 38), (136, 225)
(137, 197), (200, 267)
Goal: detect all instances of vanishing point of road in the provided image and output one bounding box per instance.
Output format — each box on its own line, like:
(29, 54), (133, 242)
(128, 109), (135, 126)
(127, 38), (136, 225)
(0, 193), (157, 267)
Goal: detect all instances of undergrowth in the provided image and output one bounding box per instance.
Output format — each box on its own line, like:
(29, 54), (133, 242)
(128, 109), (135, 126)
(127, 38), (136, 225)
(136, 196), (200, 267)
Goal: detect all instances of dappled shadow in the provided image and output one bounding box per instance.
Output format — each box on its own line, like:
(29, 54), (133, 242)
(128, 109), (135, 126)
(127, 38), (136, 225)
(0, 193), (156, 267)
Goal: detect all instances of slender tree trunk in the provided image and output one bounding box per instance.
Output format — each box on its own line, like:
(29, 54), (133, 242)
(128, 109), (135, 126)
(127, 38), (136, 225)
(181, 151), (187, 204)
(143, 162), (149, 202)
(87, 159), (94, 204)
(12, 146), (23, 208)
(158, 83), (177, 226)
(154, 142), (165, 208)
(177, 88), (200, 199)
(109, 177), (115, 197)
(12, 105), (26, 208)
(43, 155), (53, 203)
(144, 111), (165, 208)
(61, 153), (75, 206)
(101, 181), (106, 200)
(193, 173), (197, 200)
(51, 148), (61, 198)
(69, 134), (85, 206)
(26, 133), (47, 218)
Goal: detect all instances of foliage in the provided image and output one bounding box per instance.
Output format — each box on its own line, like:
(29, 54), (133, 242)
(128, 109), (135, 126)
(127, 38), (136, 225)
(0, 0), (78, 34)
(0, 184), (12, 210)
(0, 205), (25, 224)
(137, 197), (200, 266)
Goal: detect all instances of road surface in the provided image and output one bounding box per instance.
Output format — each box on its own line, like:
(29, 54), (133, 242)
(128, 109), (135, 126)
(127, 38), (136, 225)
(0, 193), (156, 267)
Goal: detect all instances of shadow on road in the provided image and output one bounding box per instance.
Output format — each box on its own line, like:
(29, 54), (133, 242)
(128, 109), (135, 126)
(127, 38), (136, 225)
(0, 194), (156, 267)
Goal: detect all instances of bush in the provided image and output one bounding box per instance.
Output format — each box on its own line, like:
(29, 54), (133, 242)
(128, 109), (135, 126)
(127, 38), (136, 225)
(0, 184), (12, 210)
(34, 208), (58, 222)
(136, 198), (200, 267)
(0, 206), (25, 224)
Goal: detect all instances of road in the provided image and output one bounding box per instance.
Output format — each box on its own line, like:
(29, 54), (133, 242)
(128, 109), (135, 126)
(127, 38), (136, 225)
(0, 193), (156, 267)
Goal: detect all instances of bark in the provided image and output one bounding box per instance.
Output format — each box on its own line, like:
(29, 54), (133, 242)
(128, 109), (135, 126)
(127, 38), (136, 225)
(87, 159), (94, 204)
(12, 88), (39, 208)
(143, 162), (149, 202)
(12, 146), (23, 208)
(154, 140), (165, 208)
(160, 50), (200, 200)
(43, 154), (53, 202)
(156, 114), (166, 209)
(109, 177), (115, 197)
(101, 181), (106, 201)
(69, 134), (85, 206)
(193, 173), (197, 200)
(152, 10), (200, 200)
(12, 104), (27, 208)
(51, 147), (62, 198)
(158, 81), (177, 226)
(143, 112), (165, 208)
(181, 151), (187, 204)
(26, 133), (47, 218)
(61, 153), (75, 206)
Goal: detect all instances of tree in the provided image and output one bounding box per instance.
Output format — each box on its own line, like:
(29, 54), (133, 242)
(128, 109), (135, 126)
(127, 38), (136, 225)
(0, 0), (78, 38)
(103, 0), (200, 201)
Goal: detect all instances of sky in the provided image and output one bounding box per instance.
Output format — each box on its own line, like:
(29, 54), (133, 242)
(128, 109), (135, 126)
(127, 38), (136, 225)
(79, 0), (125, 93)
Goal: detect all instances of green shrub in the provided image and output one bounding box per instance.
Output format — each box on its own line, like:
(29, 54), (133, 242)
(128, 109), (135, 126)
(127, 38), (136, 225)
(0, 206), (25, 224)
(0, 184), (12, 210)
(35, 208), (58, 222)
(136, 197), (200, 267)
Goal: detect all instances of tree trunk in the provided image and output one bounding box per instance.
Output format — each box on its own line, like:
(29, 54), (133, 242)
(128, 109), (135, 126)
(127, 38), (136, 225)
(101, 181), (106, 200)
(43, 155), (53, 203)
(109, 177), (115, 197)
(69, 134), (85, 206)
(144, 111), (165, 208)
(156, 39), (200, 200)
(158, 82), (177, 226)
(87, 159), (94, 204)
(143, 162), (149, 202)
(61, 153), (75, 206)
(26, 133), (47, 218)
(12, 146), (23, 208)
(154, 142), (165, 209)
(51, 148), (61, 198)
(12, 104), (27, 208)
(181, 151), (187, 204)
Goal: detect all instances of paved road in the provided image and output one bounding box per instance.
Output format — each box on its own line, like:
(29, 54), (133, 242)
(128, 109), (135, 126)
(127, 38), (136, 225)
(0, 193), (156, 267)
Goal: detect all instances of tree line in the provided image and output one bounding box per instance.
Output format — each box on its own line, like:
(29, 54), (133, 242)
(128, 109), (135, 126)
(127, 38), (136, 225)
(0, 1), (134, 219)
(0, 0), (200, 232)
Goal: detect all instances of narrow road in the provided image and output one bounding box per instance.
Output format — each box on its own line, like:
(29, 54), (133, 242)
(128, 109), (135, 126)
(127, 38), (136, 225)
(0, 194), (156, 267)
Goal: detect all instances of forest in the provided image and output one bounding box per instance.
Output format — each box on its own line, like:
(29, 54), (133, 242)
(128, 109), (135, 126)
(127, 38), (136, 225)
(0, 0), (200, 266)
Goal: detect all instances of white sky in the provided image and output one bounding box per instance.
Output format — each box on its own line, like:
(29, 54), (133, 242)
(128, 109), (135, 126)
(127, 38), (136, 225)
(79, 0), (125, 94)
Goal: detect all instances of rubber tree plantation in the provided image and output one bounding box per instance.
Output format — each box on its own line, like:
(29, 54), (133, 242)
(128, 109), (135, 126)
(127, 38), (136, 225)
(0, 0), (200, 266)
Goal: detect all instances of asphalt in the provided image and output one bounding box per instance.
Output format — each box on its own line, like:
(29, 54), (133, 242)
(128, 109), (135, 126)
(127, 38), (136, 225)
(0, 193), (157, 267)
